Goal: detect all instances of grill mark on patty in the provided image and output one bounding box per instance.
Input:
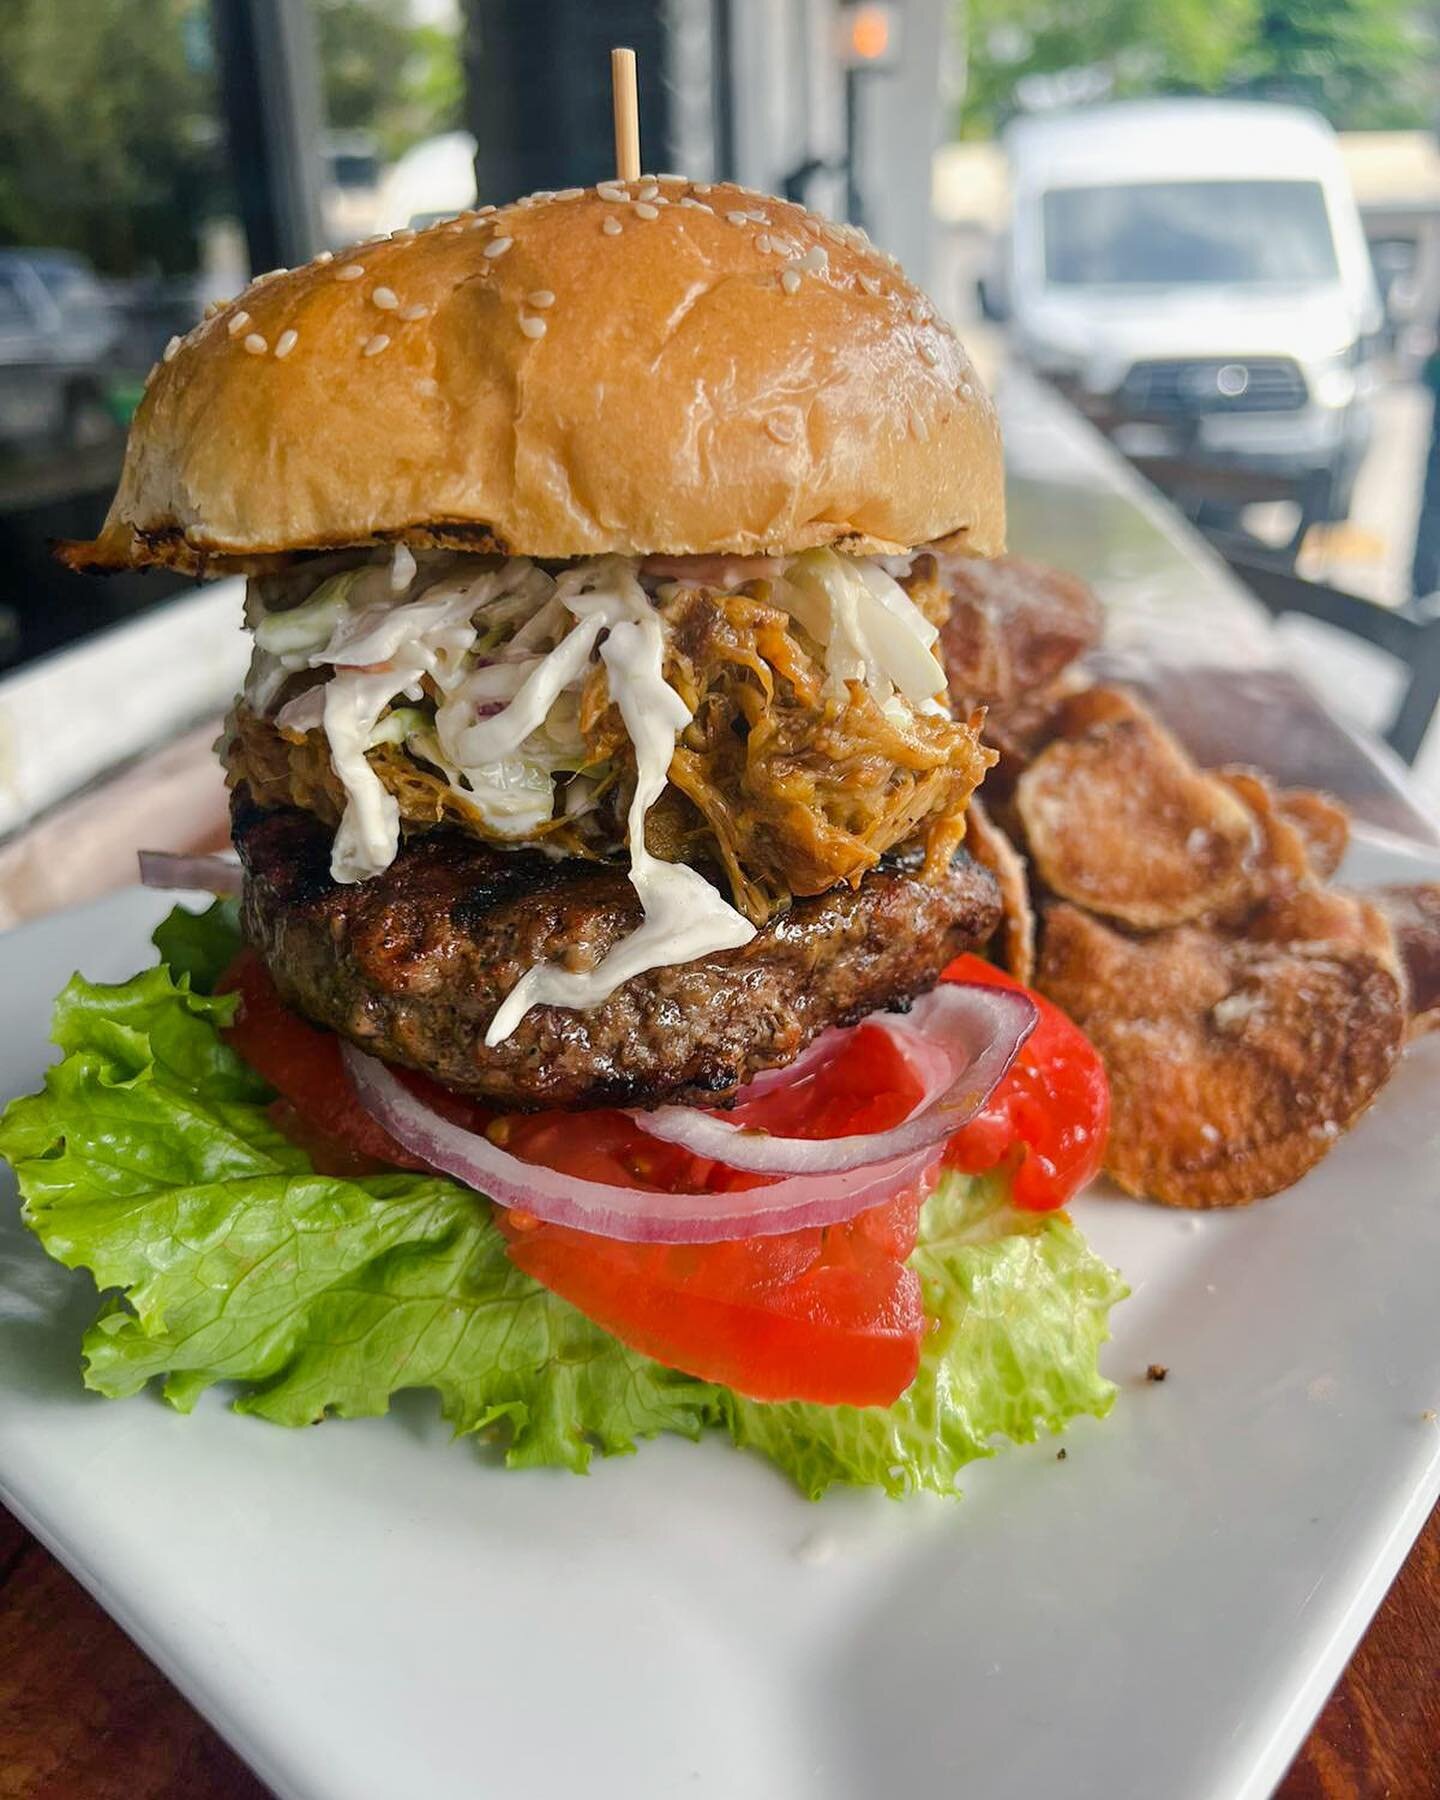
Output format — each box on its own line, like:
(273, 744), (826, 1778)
(232, 788), (1001, 1111)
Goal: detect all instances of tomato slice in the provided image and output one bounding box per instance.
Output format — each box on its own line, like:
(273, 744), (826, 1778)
(941, 954), (1110, 1211)
(217, 950), (430, 1172)
(215, 951), (932, 1405)
(498, 1184), (930, 1405)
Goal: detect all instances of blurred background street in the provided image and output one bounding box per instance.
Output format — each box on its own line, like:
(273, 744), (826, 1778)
(2, 0), (1439, 815)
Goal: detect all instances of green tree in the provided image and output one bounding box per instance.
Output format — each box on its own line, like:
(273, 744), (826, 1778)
(1230, 0), (1433, 129)
(315, 0), (464, 160)
(0, 0), (223, 274)
(958, 0), (1437, 137)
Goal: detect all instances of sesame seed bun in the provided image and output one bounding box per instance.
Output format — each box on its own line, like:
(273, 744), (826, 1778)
(59, 180), (1004, 574)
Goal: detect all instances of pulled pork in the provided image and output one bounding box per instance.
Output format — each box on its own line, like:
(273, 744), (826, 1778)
(224, 578), (992, 926)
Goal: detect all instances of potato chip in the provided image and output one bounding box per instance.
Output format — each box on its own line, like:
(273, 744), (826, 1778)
(964, 796), (1035, 985)
(1369, 883), (1440, 1036)
(1275, 787), (1349, 881)
(1216, 767), (1315, 903)
(1038, 901), (1406, 1208)
(1016, 688), (1259, 929)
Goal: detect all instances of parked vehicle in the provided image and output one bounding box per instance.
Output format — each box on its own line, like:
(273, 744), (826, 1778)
(0, 251), (123, 454)
(988, 102), (1384, 528)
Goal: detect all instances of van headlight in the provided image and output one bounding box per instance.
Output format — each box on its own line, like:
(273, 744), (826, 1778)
(1310, 356), (1358, 410)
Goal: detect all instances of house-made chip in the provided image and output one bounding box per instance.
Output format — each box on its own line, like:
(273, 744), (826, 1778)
(1016, 689), (1259, 929)
(1038, 901), (1406, 1208)
(964, 795), (1035, 985)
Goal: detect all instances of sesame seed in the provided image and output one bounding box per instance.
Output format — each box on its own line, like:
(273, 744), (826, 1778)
(444, 224), (464, 235)
(226, 310), (251, 336)
(519, 314), (547, 339)
(657, 172), (687, 183)
(397, 303), (429, 321)
(801, 244), (828, 273)
(274, 328), (298, 359)
(243, 333), (267, 355)
(693, 182), (712, 194)
(633, 201), (659, 220)
(390, 227), (416, 241)
(821, 224), (845, 244)
(253, 267), (286, 283)
(764, 415), (796, 444)
(203, 299), (224, 319)
(859, 273), (882, 297)
(756, 233), (773, 254)
(726, 210), (749, 226)
(416, 375), (439, 397)
(162, 334), (181, 362)
(336, 263), (365, 281)
(527, 289), (556, 309)
(596, 182), (627, 203)
(747, 210), (768, 224)
(636, 181), (659, 201)
(145, 361), (159, 384)
(483, 236), (513, 259)
(781, 269), (801, 295)
(602, 217), (622, 236)
(314, 250), (334, 264)
(362, 333), (391, 357)
(476, 204), (497, 215)
(910, 411), (930, 441)
(371, 286), (398, 310)
(556, 187), (585, 201)
(919, 341), (939, 366)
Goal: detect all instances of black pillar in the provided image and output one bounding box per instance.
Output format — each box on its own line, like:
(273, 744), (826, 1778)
(211, 0), (325, 272)
(463, 0), (674, 199)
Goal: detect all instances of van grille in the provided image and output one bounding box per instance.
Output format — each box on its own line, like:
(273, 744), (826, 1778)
(1119, 358), (1309, 417)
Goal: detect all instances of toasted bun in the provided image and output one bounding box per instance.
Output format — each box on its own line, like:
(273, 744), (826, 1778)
(61, 180), (1003, 574)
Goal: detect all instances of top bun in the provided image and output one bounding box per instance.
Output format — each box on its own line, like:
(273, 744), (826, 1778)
(63, 178), (1004, 573)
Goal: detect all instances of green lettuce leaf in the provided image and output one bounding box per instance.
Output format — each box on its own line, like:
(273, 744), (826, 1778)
(0, 906), (1125, 1498)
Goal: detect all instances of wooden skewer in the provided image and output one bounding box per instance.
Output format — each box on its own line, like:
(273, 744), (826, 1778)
(611, 47), (641, 182)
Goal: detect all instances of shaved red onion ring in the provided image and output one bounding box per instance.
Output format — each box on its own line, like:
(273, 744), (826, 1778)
(730, 1026), (850, 1102)
(139, 850), (243, 895)
(627, 983), (1036, 1175)
(341, 1040), (941, 1244)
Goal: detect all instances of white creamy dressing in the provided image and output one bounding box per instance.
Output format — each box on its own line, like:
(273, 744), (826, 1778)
(245, 544), (947, 1044)
(483, 604), (756, 1045)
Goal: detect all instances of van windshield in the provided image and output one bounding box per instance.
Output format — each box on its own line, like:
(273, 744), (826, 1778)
(1042, 180), (1340, 286)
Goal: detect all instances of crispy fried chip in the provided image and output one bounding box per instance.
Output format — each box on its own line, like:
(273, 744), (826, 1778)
(963, 795), (1035, 985)
(1368, 883), (1440, 1035)
(1038, 902), (1406, 1208)
(1276, 787), (1349, 880)
(1015, 688), (1259, 929)
(1216, 766), (1315, 901)
(929, 554), (1103, 715)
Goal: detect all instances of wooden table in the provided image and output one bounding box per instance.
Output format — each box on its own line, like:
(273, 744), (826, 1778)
(2, 1498), (1436, 1797)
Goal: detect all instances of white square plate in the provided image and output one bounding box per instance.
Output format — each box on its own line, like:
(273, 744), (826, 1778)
(3, 840), (1439, 1800)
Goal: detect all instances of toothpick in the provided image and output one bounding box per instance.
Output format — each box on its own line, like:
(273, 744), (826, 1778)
(611, 48), (640, 182)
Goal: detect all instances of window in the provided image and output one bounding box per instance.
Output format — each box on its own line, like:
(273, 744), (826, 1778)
(1042, 181), (1342, 287)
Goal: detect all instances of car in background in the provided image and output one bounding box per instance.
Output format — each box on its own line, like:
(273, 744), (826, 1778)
(990, 101), (1383, 530)
(0, 250), (123, 455)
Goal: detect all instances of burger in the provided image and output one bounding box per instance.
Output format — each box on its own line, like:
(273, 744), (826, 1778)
(3, 179), (1125, 1498)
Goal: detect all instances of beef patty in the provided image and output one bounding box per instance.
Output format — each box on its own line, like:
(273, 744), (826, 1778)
(234, 788), (1001, 1111)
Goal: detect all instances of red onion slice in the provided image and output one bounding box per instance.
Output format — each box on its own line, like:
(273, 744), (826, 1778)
(627, 983), (1036, 1175)
(341, 1040), (941, 1244)
(139, 850), (243, 895)
(728, 1026), (850, 1102)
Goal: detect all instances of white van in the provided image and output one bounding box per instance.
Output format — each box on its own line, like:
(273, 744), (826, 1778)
(993, 101), (1383, 525)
